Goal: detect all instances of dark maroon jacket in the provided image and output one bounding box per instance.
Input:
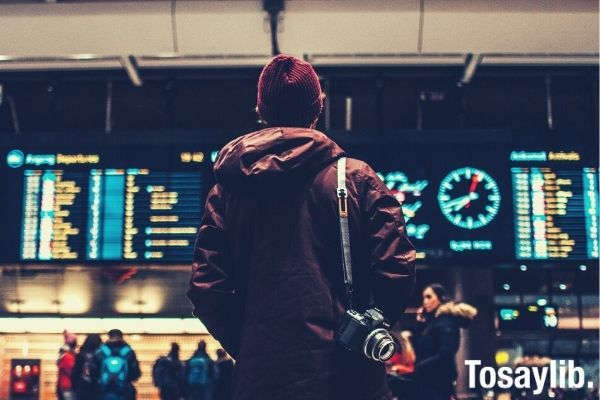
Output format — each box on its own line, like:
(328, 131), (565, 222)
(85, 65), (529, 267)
(188, 127), (415, 400)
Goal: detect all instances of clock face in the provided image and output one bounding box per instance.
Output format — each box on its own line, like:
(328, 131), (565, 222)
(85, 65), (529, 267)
(437, 167), (501, 229)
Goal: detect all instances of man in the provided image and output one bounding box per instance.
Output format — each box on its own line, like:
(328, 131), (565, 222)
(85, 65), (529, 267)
(152, 343), (184, 400)
(214, 349), (233, 400)
(94, 329), (141, 400)
(185, 341), (218, 400)
(187, 54), (415, 400)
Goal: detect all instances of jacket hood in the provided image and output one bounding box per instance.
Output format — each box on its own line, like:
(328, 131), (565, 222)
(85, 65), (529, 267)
(214, 127), (345, 192)
(435, 301), (478, 328)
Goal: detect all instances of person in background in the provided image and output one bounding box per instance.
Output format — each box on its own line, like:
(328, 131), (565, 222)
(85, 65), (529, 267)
(57, 330), (77, 400)
(72, 334), (103, 400)
(94, 329), (141, 400)
(214, 349), (234, 400)
(386, 330), (416, 376)
(413, 283), (477, 400)
(152, 342), (185, 400)
(185, 341), (218, 400)
(386, 330), (416, 400)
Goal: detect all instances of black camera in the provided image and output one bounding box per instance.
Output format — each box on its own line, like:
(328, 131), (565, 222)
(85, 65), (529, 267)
(336, 307), (396, 362)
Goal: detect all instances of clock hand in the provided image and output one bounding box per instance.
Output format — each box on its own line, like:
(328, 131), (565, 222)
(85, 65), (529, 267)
(465, 174), (480, 209)
(469, 174), (480, 193)
(444, 192), (479, 212)
(453, 193), (479, 212)
(444, 195), (472, 210)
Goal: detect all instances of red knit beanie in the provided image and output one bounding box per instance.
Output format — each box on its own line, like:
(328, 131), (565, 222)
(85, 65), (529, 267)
(257, 54), (323, 128)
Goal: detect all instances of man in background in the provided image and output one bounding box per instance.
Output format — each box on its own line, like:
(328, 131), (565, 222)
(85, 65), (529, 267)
(94, 329), (141, 400)
(214, 349), (233, 400)
(152, 342), (185, 400)
(185, 341), (218, 400)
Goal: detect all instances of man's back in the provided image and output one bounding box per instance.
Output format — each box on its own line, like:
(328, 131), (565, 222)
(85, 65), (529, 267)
(188, 127), (415, 400)
(186, 352), (214, 387)
(95, 341), (141, 400)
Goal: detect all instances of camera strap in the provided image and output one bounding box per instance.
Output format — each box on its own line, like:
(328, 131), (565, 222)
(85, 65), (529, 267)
(336, 157), (355, 309)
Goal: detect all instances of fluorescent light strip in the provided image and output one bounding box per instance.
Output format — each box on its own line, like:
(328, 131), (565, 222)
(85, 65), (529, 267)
(0, 317), (208, 334)
(119, 56), (143, 87)
(307, 53), (467, 66)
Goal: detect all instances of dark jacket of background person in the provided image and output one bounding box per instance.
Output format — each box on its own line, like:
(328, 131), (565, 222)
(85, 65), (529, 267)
(153, 348), (185, 400)
(215, 350), (234, 400)
(94, 338), (141, 400)
(187, 127), (416, 400)
(414, 302), (477, 399)
(72, 334), (102, 400)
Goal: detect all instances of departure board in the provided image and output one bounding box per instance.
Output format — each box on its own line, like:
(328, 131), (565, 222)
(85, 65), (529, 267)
(353, 146), (598, 261)
(85, 169), (202, 261)
(2, 144), (598, 263)
(21, 170), (87, 260)
(3, 147), (208, 263)
(512, 166), (598, 260)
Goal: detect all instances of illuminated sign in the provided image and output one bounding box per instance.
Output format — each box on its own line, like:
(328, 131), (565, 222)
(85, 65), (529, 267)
(6, 149), (24, 168)
(20, 167), (203, 262)
(438, 167), (500, 230)
(4, 144), (597, 263)
(511, 151), (547, 162)
(378, 171), (431, 241)
(180, 152), (205, 163)
(548, 151), (580, 161)
(449, 240), (492, 252)
(26, 154), (55, 166)
(500, 308), (520, 321)
(498, 305), (558, 330)
(512, 167), (599, 260)
(510, 150), (581, 162)
(56, 153), (100, 165)
(6, 150), (101, 168)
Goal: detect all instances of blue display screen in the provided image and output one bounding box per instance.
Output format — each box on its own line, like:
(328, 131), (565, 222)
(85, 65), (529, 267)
(353, 145), (598, 261)
(6, 147), (207, 262)
(1, 143), (598, 263)
(512, 166), (598, 260)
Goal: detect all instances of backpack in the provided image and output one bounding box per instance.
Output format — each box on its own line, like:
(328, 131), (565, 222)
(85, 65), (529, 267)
(152, 356), (171, 388)
(187, 355), (211, 386)
(80, 352), (96, 383)
(99, 344), (131, 389)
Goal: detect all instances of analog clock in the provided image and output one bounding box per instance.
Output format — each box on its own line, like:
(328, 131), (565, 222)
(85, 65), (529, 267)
(438, 167), (500, 229)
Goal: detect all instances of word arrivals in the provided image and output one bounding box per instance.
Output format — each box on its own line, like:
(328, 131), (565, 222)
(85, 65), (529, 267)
(465, 359), (595, 395)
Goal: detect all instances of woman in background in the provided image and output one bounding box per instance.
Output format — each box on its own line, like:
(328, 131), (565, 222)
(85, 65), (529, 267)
(72, 334), (102, 400)
(413, 283), (477, 400)
(57, 331), (77, 400)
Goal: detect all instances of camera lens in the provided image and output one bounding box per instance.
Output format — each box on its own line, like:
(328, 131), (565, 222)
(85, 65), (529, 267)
(376, 337), (395, 361)
(363, 328), (396, 362)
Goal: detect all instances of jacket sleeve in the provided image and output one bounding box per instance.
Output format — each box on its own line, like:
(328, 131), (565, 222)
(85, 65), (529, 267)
(187, 184), (240, 358)
(361, 166), (416, 324)
(128, 349), (142, 382)
(414, 320), (460, 377)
